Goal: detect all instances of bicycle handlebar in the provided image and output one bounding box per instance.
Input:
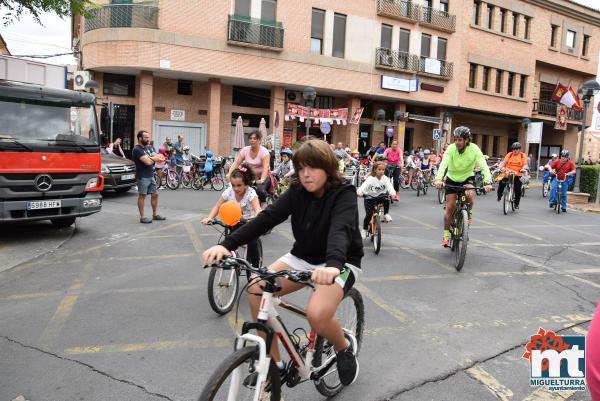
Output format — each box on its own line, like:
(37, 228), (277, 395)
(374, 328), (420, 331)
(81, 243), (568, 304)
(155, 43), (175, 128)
(211, 256), (315, 287)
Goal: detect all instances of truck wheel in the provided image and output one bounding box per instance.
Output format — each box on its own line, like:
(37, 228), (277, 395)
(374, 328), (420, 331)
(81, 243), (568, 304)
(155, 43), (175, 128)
(115, 187), (131, 193)
(50, 217), (76, 228)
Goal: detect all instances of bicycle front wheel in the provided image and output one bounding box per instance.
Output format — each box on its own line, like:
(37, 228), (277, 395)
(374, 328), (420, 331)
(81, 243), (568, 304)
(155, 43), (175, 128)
(211, 174), (225, 191)
(198, 346), (281, 401)
(313, 287), (365, 397)
(166, 171), (180, 190)
(542, 181), (550, 198)
(510, 186), (515, 211)
(438, 188), (445, 204)
(373, 215), (382, 255)
(454, 209), (469, 271)
(207, 266), (240, 315)
(502, 186), (508, 215)
(556, 189), (562, 214)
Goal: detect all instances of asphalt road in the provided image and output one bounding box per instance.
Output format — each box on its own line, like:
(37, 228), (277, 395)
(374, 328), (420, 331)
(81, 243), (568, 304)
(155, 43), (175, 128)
(1, 184), (598, 401)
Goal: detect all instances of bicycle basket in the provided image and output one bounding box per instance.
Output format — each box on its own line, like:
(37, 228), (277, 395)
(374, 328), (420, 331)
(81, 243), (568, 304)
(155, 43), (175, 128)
(519, 175), (530, 185)
(183, 165), (191, 173)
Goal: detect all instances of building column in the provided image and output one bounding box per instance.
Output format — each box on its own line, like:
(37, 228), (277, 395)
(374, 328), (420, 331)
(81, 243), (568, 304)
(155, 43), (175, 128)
(208, 78), (222, 154)
(475, 64), (484, 90)
(138, 71), (154, 136)
(517, 123), (527, 151)
(396, 103), (407, 151)
(391, 26), (400, 52)
(501, 70), (510, 96)
(477, 1), (486, 26)
(348, 97), (361, 150)
(269, 86), (285, 151)
(323, 11), (334, 57)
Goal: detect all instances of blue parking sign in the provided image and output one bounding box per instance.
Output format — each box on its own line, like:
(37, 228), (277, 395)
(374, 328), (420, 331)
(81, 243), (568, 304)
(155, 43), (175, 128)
(433, 129), (442, 141)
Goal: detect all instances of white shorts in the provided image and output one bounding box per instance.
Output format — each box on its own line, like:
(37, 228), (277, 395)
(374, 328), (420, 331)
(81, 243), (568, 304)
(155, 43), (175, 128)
(277, 252), (325, 271)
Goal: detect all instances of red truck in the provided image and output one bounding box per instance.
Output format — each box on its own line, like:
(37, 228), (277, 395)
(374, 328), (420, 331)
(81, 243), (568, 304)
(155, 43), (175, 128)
(0, 80), (104, 228)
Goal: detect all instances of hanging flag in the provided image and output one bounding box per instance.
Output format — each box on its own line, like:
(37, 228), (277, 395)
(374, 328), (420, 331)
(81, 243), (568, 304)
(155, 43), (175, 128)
(551, 83), (583, 111)
(555, 105), (567, 130)
(350, 107), (364, 125)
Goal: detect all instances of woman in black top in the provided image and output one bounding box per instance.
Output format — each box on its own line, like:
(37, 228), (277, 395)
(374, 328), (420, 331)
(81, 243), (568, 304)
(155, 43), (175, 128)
(203, 139), (363, 386)
(266, 141), (276, 170)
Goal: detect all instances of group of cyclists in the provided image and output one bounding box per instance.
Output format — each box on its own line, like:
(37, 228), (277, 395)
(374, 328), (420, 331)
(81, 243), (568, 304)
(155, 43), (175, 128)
(198, 126), (578, 398)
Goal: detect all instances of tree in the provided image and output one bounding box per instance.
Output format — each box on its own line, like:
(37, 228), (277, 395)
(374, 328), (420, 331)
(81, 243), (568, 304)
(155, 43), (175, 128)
(1, 0), (97, 26)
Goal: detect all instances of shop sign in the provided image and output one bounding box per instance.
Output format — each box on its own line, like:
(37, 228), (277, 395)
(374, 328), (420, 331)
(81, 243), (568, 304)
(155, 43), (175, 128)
(360, 131), (369, 139)
(381, 75), (419, 92)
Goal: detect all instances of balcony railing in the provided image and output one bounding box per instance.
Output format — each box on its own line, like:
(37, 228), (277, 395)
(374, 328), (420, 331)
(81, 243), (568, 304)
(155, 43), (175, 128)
(375, 48), (452, 79)
(419, 6), (456, 32)
(84, 4), (159, 32)
(376, 48), (419, 72)
(418, 56), (453, 78)
(533, 100), (584, 120)
(227, 15), (284, 50)
(377, 0), (419, 22)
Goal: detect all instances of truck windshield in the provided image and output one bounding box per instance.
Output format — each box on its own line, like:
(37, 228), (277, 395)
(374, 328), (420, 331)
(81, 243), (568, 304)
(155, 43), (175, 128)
(0, 100), (99, 146)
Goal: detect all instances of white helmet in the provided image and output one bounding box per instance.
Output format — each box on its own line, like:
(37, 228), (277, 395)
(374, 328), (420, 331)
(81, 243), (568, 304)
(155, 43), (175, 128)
(183, 146), (190, 151)
(551, 153), (558, 158)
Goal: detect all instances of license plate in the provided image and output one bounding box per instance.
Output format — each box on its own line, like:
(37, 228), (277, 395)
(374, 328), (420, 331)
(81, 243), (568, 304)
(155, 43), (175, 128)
(27, 200), (61, 210)
(121, 174), (135, 180)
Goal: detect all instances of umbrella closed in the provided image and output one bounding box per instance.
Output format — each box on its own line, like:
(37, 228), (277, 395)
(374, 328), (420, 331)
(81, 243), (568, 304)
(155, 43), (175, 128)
(233, 116), (245, 151)
(259, 117), (268, 145)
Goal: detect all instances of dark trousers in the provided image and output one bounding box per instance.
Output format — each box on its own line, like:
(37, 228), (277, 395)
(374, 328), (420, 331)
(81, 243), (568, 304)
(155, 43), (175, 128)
(497, 176), (523, 206)
(230, 223), (260, 268)
(386, 165), (401, 192)
(363, 197), (390, 230)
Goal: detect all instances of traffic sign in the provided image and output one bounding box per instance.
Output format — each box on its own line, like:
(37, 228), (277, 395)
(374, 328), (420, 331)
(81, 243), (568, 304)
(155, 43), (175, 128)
(433, 128), (442, 141)
(320, 122), (331, 135)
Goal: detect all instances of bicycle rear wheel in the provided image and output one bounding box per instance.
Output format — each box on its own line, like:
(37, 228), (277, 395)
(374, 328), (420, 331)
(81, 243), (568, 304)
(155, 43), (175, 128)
(211, 173), (225, 191)
(373, 214), (382, 255)
(400, 172), (409, 189)
(410, 177), (418, 191)
(207, 266), (239, 315)
(416, 181), (421, 197)
(192, 175), (204, 190)
(438, 188), (445, 204)
(198, 346), (281, 401)
(166, 171), (180, 190)
(423, 183), (428, 195)
(313, 287), (365, 397)
(453, 209), (469, 271)
(154, 172), (162, 189)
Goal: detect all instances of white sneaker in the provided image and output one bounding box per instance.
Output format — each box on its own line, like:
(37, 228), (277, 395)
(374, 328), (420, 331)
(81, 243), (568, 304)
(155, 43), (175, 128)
(360, 228), (368, 239)
(384, 214), (393, 222)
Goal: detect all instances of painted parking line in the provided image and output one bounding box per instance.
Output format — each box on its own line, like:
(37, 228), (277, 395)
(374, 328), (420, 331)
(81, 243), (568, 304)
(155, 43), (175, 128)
(64, 338), (232, 355)
(477, 217), (544, 242)
(38, 261), (95, 348)
(466, 365), (514, 401)
(563, 274), (600, 289)
(354, 283), (408, 322)
(397, 214), (437, 229)
(106, 253), (196, 261)
(184, 221), (205, 265)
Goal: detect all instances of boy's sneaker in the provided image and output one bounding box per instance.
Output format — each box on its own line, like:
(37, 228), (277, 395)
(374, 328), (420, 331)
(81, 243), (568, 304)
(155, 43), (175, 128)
(360, 228), (368, 239)
(561, 208), (567, 213)
(384, 214), (393, 222)
(336, 333), (359, 386)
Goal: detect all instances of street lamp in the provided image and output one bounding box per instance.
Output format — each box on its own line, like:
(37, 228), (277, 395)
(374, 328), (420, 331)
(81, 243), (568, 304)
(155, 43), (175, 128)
(302, 87), (317, 138)
(574, 80), (600, 192)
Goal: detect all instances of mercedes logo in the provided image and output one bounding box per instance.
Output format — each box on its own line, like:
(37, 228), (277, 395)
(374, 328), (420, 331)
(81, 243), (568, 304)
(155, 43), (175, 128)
(34, 174), (53, 192)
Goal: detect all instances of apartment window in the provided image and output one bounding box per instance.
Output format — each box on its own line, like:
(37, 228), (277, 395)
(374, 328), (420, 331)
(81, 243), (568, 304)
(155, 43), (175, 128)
(439, 0), (449, 13)
(482, 66), (490, 91)
(234, 0), (250, 16)
(421, 34), (431, 58)
(103, 73), (135, 97)
(524, 17), (531, 39)
(551, 25), (558, 47)
(332, 13), (346, 58)
(499, 9), (506, 33)
(261, 0), (276, 22)
(310, 8), (325, 55)
(473, 1), (480, 25)
(539, 82), (554, 102)
(232, 86), (271, 108)
(507, 72), (515, 96)
(399, 29), (410, 53)
(512, 13), (518, 36)
(437, 38), (447, 61)
(493, 136), (499, 157)
(381, 24), (393, 49)
(177, 80), (192, 96)
(486, 5), (494, 29)
(519, 75), (526, 98)
(469, 63), (477, 89)
(583, 35), (590, 56)
(495, 69), (503, 93)
(566, 30), (577, 50)
(481, 134), (489, 155)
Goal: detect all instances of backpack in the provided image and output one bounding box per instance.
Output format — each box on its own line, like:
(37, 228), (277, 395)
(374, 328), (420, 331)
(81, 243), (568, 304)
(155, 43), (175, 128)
(204, 157), (214, 173)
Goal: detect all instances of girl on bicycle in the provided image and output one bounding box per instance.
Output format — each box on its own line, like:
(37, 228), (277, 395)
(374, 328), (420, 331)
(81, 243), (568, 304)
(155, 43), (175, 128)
(357, 161), (396, 238)
(203, 139), (363, 387)
(201, 164), (262, 268)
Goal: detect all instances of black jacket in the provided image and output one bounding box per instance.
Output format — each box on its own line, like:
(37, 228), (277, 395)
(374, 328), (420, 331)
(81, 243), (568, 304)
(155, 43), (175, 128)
(220, 183), (363, 270)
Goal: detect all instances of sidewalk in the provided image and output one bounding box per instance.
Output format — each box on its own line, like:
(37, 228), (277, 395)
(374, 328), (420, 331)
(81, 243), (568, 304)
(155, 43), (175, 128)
(568, 201), (600, 213)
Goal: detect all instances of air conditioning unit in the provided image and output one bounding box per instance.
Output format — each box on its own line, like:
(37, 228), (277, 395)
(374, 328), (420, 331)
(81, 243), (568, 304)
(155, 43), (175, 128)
(379, 53), (393, 66)
(74, 70), (92, 91)
(286, 91), (302, 104)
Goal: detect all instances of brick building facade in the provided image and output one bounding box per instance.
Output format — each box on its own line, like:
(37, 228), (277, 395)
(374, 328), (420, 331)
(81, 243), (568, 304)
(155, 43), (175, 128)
(74, 0), (600, 163)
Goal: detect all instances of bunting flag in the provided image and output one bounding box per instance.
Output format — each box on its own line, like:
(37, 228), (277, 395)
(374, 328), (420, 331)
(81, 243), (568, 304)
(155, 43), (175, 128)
(285, 103), (348, 125)
(551, 83), (583, 111)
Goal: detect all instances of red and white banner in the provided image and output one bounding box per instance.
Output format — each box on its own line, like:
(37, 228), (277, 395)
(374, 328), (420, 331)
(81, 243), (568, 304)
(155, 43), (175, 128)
(552, 83), (583, 111)
(349, 107), (364, 125)
(555, 105), (568, 130)
(286, 103), (348, 125)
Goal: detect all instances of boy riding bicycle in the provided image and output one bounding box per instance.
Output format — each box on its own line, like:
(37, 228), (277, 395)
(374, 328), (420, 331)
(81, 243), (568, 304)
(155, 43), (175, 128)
(203, 139), (364, 388)
(434, 127), (492, 247)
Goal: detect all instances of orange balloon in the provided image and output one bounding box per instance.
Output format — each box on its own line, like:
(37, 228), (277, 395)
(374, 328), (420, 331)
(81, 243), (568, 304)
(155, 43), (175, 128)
(218, 200), (242, 226)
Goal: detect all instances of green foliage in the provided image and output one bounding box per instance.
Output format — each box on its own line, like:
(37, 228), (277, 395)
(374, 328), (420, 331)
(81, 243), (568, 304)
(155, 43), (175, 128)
(580, 165), (600, 201)
(1, 0), (97, 26)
